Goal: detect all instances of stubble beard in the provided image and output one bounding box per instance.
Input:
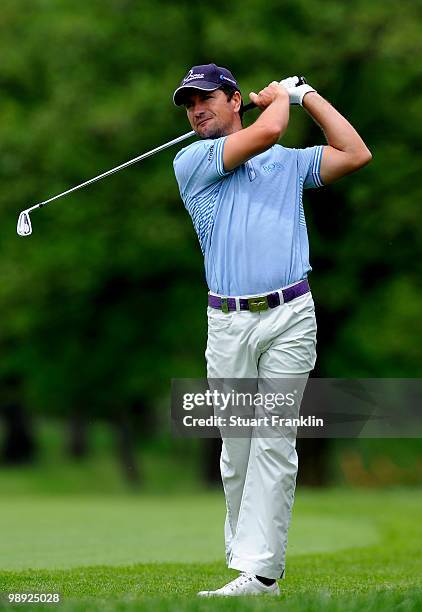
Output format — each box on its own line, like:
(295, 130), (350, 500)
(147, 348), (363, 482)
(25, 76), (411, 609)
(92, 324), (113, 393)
(197, 119), (230, 140)
(199, 129), (226, 140)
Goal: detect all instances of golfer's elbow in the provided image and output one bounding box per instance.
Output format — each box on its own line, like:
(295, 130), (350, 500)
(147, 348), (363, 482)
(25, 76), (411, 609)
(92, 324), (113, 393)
(256, 123), (285, 147)
(355, 145), (373, 168)
(267, 128), (283, 147)
(346, 144), (372, 172)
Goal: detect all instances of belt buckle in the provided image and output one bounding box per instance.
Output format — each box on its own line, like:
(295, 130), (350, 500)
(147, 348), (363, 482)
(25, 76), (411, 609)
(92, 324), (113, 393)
(248, 295), (268, 312)
(221, 298), (229, 314)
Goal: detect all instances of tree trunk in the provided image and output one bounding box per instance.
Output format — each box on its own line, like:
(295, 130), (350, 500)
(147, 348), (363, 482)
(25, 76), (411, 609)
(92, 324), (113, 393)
(202, 438), (222, 485)
(296, 438), (330, 486)
(114, 414), (142, 487)
(1, 403), (36, 465)
(67, 412), (89, 459)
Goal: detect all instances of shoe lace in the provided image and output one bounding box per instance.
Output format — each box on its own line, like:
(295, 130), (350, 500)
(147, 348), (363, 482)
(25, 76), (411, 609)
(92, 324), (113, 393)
(228, 572), (254, 591)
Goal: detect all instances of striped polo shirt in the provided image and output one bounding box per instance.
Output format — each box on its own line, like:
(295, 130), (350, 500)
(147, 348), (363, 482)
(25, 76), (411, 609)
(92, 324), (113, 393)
(173, 138), (324, 296)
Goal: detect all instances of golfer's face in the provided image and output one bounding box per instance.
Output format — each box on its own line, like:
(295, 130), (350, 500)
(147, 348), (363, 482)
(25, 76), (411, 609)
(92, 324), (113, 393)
(184, 90), (234, 139)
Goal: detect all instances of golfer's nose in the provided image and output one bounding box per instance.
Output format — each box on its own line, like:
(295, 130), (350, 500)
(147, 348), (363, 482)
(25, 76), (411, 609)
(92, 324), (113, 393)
(193, 100), (207, 116)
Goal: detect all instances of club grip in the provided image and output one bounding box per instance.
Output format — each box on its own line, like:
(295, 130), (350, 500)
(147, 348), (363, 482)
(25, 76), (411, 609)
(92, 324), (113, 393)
(243, 76), (307, 113)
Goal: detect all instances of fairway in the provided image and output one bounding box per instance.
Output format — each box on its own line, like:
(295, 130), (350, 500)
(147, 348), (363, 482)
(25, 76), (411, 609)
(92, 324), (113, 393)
(1, 488), (421, 610)
(1, 493), (379, 570)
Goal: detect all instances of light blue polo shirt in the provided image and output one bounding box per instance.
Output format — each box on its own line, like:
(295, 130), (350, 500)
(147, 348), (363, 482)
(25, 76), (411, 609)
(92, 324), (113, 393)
(173, 137), (324, 296)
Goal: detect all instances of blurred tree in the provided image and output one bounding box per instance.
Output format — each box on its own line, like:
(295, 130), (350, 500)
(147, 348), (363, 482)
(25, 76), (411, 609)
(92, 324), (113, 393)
(0, 0), (420, 482)
(0, 374), (36, 464)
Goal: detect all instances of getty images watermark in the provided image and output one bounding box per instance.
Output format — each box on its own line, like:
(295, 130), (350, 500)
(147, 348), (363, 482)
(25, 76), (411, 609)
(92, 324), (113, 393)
(181, 388), (323, 430)
(171, 378), (323, 438)
(171, 378), (422, 438)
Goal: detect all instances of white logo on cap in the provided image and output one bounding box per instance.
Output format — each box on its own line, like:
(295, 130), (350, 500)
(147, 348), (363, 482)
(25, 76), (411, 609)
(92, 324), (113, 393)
(183, 69), (205, 84)
(220, 74), (237, 86)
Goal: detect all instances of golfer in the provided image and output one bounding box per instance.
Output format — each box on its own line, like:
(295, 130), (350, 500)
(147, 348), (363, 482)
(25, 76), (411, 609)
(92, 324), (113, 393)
(173, 63), (371, 597)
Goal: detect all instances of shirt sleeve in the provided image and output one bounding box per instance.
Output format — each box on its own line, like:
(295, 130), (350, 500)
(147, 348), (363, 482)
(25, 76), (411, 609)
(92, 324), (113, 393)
(296, 145), (325, 189)
(173, 137), (232, 199)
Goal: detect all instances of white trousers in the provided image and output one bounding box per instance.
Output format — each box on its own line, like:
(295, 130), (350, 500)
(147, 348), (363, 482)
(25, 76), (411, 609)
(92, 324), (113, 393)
(205, 288), (317, 579)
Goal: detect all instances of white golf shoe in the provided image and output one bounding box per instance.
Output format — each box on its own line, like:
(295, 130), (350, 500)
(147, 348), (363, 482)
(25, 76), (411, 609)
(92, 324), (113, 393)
(197, 572), (280, 597)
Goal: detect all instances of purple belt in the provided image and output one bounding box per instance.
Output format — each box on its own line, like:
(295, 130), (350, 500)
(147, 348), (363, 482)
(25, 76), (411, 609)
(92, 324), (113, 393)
(208, 279), (310, 313)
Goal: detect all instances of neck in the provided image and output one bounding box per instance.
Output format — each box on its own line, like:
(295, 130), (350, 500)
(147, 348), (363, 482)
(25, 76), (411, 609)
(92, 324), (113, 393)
(225, 117), (243, 135)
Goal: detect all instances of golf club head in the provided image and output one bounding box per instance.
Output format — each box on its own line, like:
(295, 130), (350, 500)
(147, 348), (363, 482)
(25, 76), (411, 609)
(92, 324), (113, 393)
(17, 211), (32, 237)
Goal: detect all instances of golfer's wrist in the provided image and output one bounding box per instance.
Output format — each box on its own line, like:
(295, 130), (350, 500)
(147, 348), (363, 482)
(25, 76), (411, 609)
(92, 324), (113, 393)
(301, 90), (320, 109)
(292, 84), (316, 106)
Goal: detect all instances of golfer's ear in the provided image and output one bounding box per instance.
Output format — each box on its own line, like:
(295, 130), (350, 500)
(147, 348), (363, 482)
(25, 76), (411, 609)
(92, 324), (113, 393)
(231, 91), (242, 114)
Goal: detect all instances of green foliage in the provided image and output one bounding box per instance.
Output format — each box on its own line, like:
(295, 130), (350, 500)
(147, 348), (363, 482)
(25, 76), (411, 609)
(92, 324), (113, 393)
(0, 0), (420, 420)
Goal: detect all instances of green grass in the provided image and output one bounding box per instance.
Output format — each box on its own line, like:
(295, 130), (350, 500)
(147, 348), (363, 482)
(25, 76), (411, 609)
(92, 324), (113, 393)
(1, 419), (420, 495)
(0, 488), (421, 610)
(0, 419), (204, 495)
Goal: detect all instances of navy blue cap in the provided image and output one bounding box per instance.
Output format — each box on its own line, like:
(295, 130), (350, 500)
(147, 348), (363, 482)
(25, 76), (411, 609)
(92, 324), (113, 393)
(173, 63), (241, 106)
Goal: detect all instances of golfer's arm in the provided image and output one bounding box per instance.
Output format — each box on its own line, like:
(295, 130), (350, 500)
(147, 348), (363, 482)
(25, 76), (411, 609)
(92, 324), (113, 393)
(223, 91), (289, 172)
(302, 92), (372, 184)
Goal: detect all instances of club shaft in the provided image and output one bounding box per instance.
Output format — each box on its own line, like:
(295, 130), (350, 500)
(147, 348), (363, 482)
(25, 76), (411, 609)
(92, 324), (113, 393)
(26, 76), (307, 214)
(30, 130), (196, 212)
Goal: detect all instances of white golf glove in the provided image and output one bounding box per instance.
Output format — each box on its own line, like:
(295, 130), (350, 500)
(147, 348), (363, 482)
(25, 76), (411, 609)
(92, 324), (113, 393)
(279, 76), (316, 105)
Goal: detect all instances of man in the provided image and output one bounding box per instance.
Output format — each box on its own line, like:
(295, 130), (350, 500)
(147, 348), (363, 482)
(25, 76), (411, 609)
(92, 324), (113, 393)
(172, 63), (371, 597)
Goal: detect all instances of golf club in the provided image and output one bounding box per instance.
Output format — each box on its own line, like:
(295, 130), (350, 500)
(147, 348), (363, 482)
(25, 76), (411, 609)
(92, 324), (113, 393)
(17, 77), (306, 237)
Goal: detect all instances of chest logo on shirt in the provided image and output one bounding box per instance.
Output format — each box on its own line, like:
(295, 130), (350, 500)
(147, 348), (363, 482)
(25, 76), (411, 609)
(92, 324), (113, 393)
(245, 159), (256, 181)
(262, 161), (284, 175)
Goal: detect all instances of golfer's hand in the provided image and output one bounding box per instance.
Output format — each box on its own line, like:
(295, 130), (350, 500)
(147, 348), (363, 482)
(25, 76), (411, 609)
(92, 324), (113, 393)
(249, 81), (289, 110)
(280, 76), (316, 105)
